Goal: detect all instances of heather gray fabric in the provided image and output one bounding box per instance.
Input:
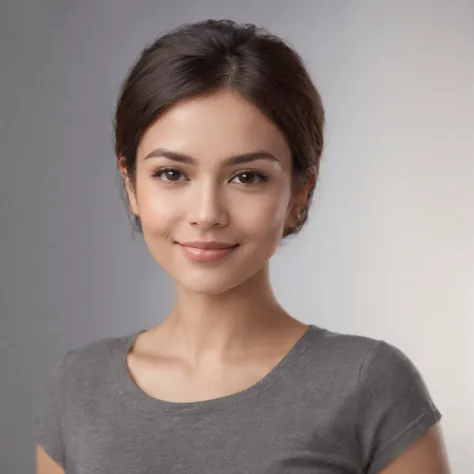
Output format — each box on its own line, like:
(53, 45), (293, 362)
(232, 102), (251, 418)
(36, 325), (441, 473)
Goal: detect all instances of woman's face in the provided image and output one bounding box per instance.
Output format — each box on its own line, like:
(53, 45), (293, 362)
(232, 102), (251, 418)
(122, 89), (299, 295)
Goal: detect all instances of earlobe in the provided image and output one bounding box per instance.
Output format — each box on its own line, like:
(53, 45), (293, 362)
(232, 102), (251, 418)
(284, 201), (301, 232)
(286, 174), (313, 229)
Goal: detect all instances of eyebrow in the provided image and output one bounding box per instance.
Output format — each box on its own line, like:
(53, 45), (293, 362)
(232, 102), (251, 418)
(143, 148), (280, 166)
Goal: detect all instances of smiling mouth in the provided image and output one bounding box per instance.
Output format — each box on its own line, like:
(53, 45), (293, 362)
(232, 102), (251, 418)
(175, 241), (239, 262)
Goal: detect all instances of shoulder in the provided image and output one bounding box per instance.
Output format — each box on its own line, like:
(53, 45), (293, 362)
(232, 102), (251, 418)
(304, 326), (381, 377)
(309, 326), (419, 375)
(66, 333), (134, 366)
(37, 331), (138, 463)
(322, 328), (434, 403)
(307, 327), (441, 472)
(310, 326), (380, 356)
(52, 332), (137, 392)
(305, 326), (432, 398)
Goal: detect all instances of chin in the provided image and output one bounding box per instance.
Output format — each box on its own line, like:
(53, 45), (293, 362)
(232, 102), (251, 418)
(172, 262), (263, 296)
(176, 274), (243, 296)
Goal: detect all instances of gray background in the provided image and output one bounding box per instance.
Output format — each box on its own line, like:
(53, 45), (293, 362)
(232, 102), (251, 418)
(1, 1), (473, 472)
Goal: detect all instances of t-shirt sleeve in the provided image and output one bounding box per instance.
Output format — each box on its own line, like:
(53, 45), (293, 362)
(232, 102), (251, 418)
(357, 340), (442, 474)
(36, 353), (69, 469)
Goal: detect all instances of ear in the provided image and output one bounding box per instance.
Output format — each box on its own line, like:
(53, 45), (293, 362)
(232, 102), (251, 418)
(285, 170), (317, 228)
(118, 156), (139, 217)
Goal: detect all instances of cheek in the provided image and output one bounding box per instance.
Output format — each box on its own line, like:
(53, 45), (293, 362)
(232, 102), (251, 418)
(135, 182), (178, 232)
(236, 191), (290, 237)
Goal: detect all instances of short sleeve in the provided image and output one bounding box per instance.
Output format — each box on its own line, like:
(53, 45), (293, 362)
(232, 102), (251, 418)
(36, 353), (69, 468)
(357, 341), (442, 474)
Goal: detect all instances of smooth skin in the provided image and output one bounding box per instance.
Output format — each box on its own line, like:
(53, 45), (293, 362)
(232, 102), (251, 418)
(37, 89), (450, 473)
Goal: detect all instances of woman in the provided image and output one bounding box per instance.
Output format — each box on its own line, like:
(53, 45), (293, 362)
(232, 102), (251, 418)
(36, 19), (450, 474)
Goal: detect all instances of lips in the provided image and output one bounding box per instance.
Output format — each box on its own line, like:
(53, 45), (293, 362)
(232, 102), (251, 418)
(178, 241), (237, 250)
(176, 241), (239, 263)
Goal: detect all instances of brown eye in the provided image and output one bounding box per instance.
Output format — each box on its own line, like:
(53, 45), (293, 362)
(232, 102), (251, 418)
(154, 168), (185, 182)
(232, 171), (268, 185)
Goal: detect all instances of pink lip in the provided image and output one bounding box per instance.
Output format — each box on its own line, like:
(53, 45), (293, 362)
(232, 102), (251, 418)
(177, 241), (238, 263)
(179, 241), (236, 250)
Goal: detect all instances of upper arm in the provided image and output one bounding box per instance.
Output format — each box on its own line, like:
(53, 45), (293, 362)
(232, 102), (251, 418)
(36, 354), (69, 471)
(36, 445), (65, 474)
(358, 341), (445, 473)
(379, 425), (451, 474)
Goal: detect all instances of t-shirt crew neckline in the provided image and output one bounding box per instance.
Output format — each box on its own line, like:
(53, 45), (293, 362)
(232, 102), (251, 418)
(114, 324), (323, 416)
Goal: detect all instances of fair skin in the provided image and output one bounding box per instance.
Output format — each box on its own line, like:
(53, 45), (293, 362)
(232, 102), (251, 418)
(37, 89), (450, 473)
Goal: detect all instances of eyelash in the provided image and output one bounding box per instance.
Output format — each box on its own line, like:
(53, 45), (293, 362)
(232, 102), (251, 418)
(151, 168), (186, 182)
(151, 168), (270, 185)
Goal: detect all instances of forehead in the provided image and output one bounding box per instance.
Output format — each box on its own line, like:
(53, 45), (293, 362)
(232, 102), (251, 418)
(137, 89), (291, 164)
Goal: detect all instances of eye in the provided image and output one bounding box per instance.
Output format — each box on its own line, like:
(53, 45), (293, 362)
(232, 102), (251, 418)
(153, 168), (186, 182)
(231, 171), (269, 185)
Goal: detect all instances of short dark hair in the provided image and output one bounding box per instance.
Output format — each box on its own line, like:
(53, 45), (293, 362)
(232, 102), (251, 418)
(114, 19), (325, 237)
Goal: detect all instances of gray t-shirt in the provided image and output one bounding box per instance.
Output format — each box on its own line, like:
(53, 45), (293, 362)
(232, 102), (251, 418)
(36, 325), (441, 473)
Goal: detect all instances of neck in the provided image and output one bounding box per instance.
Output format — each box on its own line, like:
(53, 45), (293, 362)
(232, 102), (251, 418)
(158, 264), (296, 362)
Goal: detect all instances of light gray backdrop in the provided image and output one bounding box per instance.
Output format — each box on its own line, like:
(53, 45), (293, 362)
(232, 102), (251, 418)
(1, 1), (473, 473)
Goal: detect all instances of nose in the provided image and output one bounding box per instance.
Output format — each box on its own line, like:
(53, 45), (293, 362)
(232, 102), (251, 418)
(189, 179), (228, 229)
